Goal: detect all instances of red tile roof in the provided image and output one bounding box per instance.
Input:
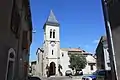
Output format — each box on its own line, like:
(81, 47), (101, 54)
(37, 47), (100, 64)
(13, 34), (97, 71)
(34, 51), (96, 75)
(61, 48), (93, 55)
(61, 48), (83, 52)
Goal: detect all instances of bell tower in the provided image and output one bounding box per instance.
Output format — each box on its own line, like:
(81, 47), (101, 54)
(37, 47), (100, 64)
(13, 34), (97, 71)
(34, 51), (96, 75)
(43, 10), (60, 76)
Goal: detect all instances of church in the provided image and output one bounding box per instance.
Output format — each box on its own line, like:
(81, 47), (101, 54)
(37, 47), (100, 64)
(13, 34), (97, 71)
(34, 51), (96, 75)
(34, 10), (96, 77)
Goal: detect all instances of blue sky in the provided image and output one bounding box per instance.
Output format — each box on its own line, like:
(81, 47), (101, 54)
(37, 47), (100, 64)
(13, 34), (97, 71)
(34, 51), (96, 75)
(30, 0), (106, 61)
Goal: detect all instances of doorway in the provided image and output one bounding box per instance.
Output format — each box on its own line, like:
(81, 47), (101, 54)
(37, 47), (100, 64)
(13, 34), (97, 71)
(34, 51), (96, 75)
(49, 62), (56, 76)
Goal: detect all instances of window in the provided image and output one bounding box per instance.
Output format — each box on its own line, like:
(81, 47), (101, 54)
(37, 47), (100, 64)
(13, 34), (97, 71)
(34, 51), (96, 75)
(6, 48), (15, 80)
(50, 29), (52, 38)
(53, 30), (55, 38)
(90, 65), (93, 70)
(62, 53), (64, 57)
(107, 63), (111, 67)
(52, 50), (53, 55)
(29, 67), (32, 73)
(38, 53), (39, 62)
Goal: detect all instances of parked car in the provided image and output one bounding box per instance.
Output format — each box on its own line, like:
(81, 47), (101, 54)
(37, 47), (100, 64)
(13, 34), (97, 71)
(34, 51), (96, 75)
(79, 70), (83, 75)
(82, 70), (111, 80)
(65, 70), (72, 76)
(75, 70), (83, 76)
(82, 77), (93, 80)
(28, 76), (41, 80)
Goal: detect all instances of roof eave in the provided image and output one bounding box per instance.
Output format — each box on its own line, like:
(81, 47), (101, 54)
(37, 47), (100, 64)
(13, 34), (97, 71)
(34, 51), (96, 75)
(43, 22), (60, 29)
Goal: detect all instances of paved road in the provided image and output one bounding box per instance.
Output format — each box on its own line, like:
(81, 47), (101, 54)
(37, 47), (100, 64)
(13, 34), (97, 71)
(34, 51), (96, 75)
(41, 76), (81, 80)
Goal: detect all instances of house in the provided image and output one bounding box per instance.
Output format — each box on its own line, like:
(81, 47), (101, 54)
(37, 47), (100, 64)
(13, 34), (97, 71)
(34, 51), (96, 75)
(0, 0), (32, 80)
(30, 61), (37, 76)
(82, 54), (96, 74)
(95, 36), (111, 70)
(60, 48), (97, 75)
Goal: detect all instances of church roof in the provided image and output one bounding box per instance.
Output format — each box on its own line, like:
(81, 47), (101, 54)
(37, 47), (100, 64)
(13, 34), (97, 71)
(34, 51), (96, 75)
(61, 48), (83, 52)
(47, 10), (59, 24)
(68, 48), (83, 52)
(61, 48), (92, 55)
(44, 10), (60, 28)
(101, 36), (107, 42)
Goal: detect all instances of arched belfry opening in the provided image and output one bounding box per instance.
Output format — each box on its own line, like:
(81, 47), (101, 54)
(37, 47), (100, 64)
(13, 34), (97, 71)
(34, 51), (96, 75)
(49, 62), (56, 76)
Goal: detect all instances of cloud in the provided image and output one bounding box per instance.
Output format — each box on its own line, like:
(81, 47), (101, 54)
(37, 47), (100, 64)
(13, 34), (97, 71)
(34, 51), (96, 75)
(92, 39), (99, 44)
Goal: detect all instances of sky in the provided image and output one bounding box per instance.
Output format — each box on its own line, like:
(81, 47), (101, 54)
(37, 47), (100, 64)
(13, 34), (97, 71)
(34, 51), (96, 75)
(29, 0), (106, 61)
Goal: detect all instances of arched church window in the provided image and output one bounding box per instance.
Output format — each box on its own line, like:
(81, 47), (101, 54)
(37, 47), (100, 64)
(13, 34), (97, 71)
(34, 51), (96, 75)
(52, 50), (54, 55)
(50, 29), (52, 38)
(5, 48), (15, 80)
(53, 30), (55, 38)
(62, 53), (64, 57)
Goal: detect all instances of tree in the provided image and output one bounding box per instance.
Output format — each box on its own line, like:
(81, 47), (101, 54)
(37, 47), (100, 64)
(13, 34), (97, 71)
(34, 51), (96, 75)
(69, 54), (87, 72)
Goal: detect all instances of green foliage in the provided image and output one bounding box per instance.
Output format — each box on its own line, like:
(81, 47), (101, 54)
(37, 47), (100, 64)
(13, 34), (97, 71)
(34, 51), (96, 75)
(69, 54), (87, 71)
(58, 64), (62, 69)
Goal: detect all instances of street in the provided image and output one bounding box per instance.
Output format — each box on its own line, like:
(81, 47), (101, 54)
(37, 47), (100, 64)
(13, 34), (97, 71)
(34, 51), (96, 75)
(41, 76), (82, 80)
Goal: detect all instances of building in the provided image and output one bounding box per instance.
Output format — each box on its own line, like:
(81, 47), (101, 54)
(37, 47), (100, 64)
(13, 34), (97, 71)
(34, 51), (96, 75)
(36, 48), (96, 77)
(60, 48), (96, 75)
(30, 61), (37, 76)
(82, 54), (96, 74)
(0, 0), (32, 80)
(34, 10), (96, 77)
(95, 36), (111, 70)
(102, 0), (120, 80)
(38, 10), (61, 77)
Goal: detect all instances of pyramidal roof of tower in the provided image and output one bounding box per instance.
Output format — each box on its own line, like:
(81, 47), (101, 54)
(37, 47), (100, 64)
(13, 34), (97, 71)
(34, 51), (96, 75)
(44, 10), (60, 28)
(47, 10), (59, 23)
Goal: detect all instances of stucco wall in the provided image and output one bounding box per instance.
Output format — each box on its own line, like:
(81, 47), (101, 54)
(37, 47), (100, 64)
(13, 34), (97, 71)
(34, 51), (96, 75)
(96, 41), (105, 70)
(42, 22), (60, 76)
(82, 55), (97, 74)
(48, 41), (60, 58)
(0, 0), (32, 80)
(45, 25), (60, 41)
(36, 49), (43, 77)
(103, 48), (111, 70)
(0, 0), (18, 80)
(60, 50), (72, 76)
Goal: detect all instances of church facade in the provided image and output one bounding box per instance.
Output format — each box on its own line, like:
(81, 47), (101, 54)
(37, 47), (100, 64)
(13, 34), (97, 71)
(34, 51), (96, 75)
(34, 10), (96, 77)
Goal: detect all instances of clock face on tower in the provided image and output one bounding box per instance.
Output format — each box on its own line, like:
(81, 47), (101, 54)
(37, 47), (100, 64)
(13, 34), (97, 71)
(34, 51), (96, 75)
(51, 42), (55, 47)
